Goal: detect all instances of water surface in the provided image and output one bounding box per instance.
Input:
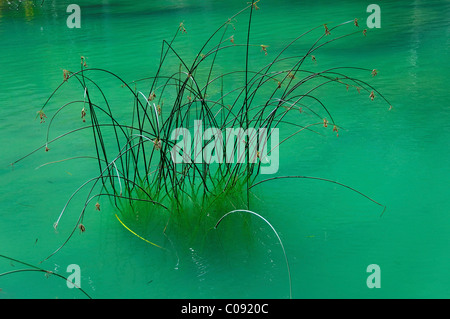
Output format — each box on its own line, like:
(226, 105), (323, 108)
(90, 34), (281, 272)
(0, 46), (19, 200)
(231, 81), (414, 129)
(0, 0), (449, 298)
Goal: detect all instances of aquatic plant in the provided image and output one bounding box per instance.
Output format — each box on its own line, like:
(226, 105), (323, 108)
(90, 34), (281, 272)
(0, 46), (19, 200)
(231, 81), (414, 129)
(10, 1), (391, 297)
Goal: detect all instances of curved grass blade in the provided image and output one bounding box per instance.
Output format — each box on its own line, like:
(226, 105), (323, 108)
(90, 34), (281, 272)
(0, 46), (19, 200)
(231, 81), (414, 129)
(214, 209), (292, 299)
(115, 214), (166, 250)
(250, 175), (386, 216)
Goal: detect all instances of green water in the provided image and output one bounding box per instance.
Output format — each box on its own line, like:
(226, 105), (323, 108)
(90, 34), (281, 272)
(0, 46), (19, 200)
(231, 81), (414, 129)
(0, 0), (449, 299)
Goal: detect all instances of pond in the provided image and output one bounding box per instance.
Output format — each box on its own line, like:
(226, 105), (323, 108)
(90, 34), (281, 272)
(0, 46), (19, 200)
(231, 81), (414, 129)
(0, 0), (449, 298)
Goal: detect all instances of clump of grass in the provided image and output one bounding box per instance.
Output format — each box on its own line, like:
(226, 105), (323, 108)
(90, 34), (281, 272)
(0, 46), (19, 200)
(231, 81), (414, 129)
(13, 1), (390, 278)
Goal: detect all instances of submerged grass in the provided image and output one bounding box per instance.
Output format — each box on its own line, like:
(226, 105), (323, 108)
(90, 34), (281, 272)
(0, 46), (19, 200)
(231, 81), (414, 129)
(9, 1), (391, 298)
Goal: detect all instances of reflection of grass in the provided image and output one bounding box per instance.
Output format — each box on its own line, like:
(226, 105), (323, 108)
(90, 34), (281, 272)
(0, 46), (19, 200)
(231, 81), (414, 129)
(13, 1), (390, 291)
(0, 0), (38, 19)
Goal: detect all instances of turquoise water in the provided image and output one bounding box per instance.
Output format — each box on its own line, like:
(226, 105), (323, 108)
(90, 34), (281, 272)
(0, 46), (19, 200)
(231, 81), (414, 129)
(0, 0), (449, 299)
